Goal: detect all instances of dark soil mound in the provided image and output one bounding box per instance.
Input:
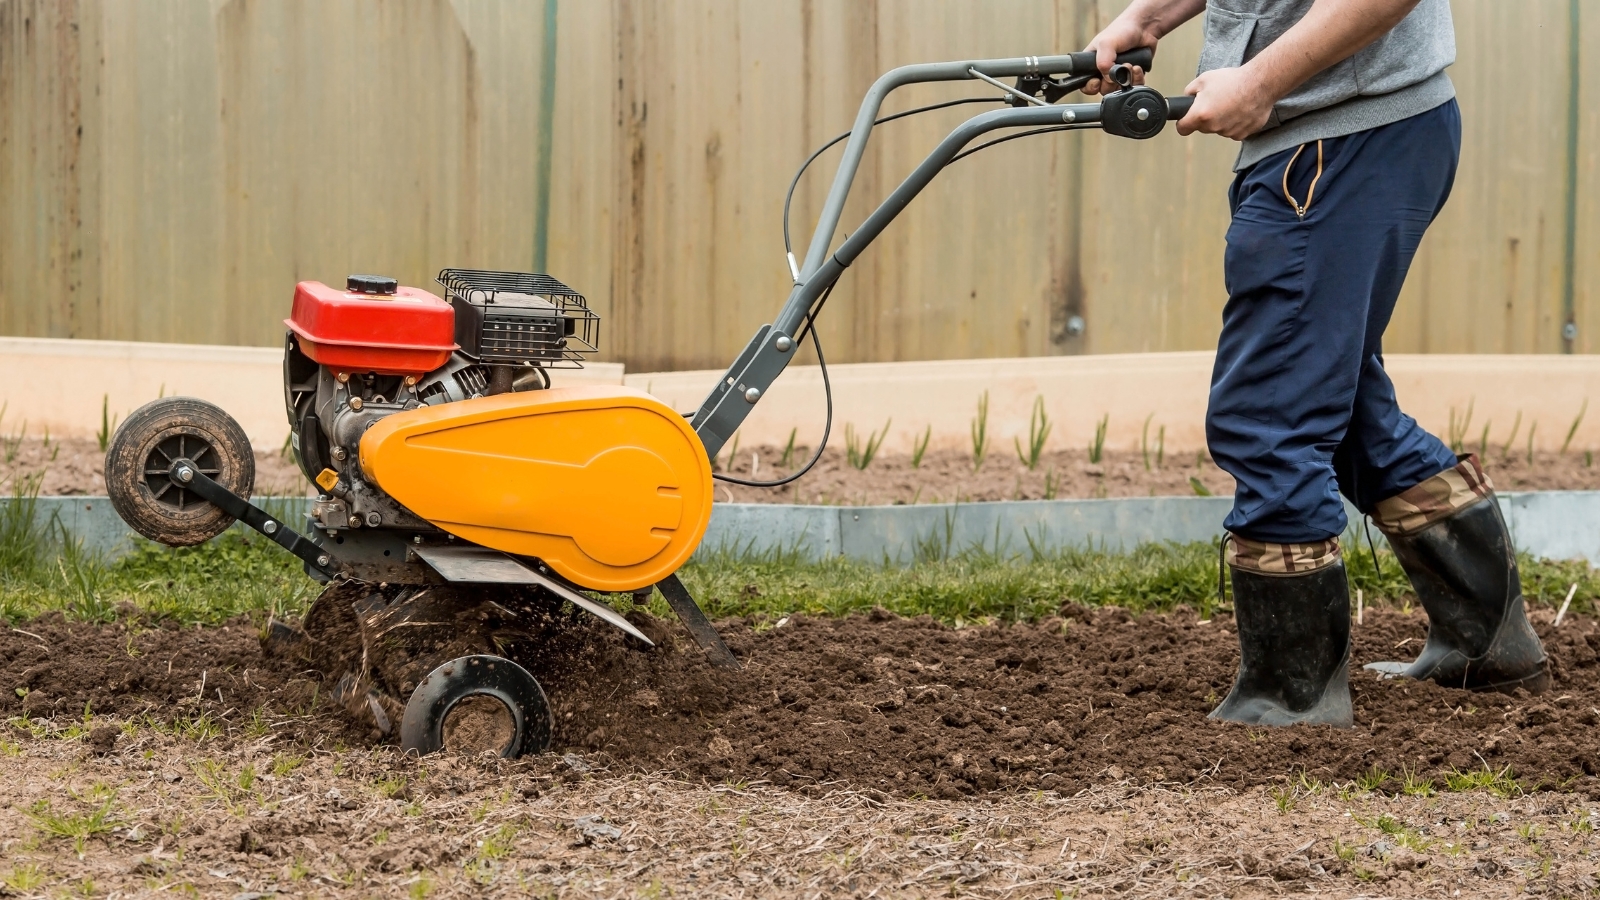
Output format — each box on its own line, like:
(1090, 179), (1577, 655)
(0, 611), (367, 746)
(4, 605), (1598, 798)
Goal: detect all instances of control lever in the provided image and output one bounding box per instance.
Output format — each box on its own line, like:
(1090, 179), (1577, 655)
(1007, 47), (1157, 108)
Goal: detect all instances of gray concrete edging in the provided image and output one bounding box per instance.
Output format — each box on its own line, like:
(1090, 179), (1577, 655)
(9, 492), (1600, 567)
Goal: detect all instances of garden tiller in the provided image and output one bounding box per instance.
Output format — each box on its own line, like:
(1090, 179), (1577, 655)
(105, 49), (1189, 757)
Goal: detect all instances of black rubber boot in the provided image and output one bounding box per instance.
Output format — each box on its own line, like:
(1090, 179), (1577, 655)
(1364, 497), (1549, 693)
(1210, 562), (1353, 728)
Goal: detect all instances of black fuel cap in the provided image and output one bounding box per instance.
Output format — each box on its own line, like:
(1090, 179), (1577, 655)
(347, 274), (399, 295)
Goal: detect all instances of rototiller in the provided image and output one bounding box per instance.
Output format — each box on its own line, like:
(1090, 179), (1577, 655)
(105, 49), (1187, 756)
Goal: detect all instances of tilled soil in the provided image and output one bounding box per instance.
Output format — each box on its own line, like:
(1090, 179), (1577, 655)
(717, 445), (1600, 505)
(4, 604), (1598, 799)
(10, 436), (1600, 501)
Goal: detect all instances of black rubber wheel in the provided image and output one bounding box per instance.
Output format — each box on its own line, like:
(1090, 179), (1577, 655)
(400, 655), (552, 758)
(104, 397), (255, 547)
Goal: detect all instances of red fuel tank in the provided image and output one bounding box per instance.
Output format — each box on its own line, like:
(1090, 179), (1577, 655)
(286, 275), (457, 375)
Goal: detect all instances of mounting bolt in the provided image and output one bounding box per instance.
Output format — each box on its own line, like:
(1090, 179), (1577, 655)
(330, 446), (348, 461)
(774, 335), (793, 352)
(365, 512), (381, 527)
(317, 555), (331, 567)
(1061, 109), (1077, 123)
(744, 387), (761, 403)
(348, 515), (361, 528)
(174, 466), (194, 483)
(336, 372), (350, 383)
(348, 396), (364, 411)
(263, 521), (278, 535)
(403, 375), (417, 386)
(412, 535), (423, 544)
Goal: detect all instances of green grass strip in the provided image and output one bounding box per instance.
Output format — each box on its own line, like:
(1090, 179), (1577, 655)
(3, 479), (1598, 627)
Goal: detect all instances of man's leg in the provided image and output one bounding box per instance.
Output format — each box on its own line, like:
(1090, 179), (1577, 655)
(1322, 102), (1549, 694)
(1207, 102), (1463, 725)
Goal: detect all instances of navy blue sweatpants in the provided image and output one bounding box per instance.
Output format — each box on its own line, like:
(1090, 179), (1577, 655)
(1207, 100), (1463, 544)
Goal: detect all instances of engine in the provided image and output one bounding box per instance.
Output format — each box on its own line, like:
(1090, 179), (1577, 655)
(283, 269), (599, 536)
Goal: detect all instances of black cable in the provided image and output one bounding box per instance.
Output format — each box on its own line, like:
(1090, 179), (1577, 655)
(783, 97), (1001, 256)
(947, 123), (1098, 165)
(712, 286), (835, 489)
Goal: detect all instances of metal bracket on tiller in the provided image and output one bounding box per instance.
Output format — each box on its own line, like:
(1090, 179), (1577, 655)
(655, 574), (741, 669)
(168, 458), (342, 580)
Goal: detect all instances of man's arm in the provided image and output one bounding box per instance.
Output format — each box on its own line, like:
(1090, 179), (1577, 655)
(1177, 0), (1425, 138)
(1082, 0), (1208, 96)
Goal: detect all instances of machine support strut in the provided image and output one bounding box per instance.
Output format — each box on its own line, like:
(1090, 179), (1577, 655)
(169, 458), (341, 580)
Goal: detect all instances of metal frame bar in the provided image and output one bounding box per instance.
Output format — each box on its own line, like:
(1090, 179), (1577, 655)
(690, 83), (1103, 456)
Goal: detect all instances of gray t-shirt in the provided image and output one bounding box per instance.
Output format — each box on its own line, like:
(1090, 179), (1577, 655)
(1197, 0), (1456, 169)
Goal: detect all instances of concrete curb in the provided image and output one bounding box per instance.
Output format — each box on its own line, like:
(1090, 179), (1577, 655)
(12, 492), (1600, 567)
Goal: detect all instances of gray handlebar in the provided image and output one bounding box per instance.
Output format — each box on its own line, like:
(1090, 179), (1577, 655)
(793, 48), (1158, 288)
(691, 49), (1166, 456)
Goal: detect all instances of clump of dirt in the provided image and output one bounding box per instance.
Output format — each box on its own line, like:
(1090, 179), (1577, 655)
(716, 445), (1600, 505)
(5, 604), (1599, 799)
(2, 436), (310, 497)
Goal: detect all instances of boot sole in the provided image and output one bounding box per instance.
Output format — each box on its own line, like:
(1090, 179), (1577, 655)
(1365, 656), (1551, 696)
(1468, 663), (1551, 696)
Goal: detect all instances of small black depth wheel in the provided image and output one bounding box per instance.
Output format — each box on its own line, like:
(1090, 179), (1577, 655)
(105, 397), (255, 547)
(400, 655), (552, 758)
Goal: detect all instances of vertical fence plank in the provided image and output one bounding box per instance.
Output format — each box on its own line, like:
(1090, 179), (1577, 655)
(0, 0), (1588, 369)
(1391, 0), (1571, 355)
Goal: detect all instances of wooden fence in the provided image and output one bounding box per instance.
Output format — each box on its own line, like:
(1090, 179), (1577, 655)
(1, 0), (1594, 370)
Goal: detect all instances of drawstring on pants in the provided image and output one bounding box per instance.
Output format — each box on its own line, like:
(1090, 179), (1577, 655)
(1281, 140), (1324, 219)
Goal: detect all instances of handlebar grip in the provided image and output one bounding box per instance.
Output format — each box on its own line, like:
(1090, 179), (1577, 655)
(1115, 47), (1155, 72)
(1065, 47), (1156, 76)
(1166, 94), (1194, 119)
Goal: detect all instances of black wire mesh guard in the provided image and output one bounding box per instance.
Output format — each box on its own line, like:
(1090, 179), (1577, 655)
(437, 269), (600, 369)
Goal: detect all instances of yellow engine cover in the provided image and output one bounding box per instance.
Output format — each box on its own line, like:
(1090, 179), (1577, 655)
(359, 385), (713, 593)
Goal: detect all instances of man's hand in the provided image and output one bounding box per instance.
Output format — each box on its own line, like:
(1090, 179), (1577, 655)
(1176, 67), (1275, 139)
(1082, 18), (1158, 96)
(1081, 0), (1206, 96)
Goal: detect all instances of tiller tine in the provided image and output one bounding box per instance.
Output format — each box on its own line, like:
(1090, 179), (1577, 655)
(656, 574), (741, 669)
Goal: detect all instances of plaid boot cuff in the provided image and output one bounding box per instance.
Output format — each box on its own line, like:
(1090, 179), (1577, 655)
(1226, 534), (1342, 574)
(1373, 454), (1495, 536)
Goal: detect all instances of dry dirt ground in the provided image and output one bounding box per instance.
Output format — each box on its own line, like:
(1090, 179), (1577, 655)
(717, 445), (1598, 505)
(3, 739), (1598, 899)
(5, 605), (1600, 896)
(10, 437), (1600, 503)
